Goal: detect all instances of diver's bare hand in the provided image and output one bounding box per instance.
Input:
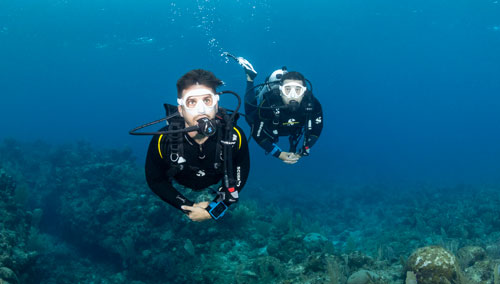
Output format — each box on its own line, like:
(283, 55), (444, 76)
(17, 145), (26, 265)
(222, 52), (257, 81)
(181, 205), (212, 222)
(194, 202), (210, 209)
(279, 152), (301, 164)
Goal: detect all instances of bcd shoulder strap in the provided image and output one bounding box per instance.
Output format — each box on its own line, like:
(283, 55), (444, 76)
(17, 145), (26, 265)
(159, 116), (186, 178)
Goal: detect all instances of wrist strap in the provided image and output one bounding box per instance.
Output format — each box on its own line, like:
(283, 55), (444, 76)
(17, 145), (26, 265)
(207, 201), (228, 220)
(270, 144), (281, 157)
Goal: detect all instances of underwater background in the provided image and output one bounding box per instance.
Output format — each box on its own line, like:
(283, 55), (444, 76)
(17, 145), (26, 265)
(1, 0), (500, 283)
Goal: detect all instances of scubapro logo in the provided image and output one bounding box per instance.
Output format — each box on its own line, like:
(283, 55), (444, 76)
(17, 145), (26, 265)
(236, 166), (241, 186)
(284, 118), (299, 126)
(196, 170), (206, 177)
(315, 117), (322, 124)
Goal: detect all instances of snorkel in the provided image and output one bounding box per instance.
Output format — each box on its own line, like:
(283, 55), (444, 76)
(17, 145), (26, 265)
(129, 90), (241, 136)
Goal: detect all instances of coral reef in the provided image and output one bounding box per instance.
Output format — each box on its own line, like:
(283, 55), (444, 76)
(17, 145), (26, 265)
(0, 168), (38, 284)
(1, 139), (500, 283)
(347, 269), (381, 284)
(457, 246), (486, 268)
(495, 263), (500, 284)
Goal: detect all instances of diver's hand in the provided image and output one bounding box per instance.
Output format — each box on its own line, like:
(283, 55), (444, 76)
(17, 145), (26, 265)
(181, 205), (212, 222)
(237, 57), (258, 81)
(278, 152), (301, 164)
(222, 52), (257, 81)
(194, 202), (210, 209)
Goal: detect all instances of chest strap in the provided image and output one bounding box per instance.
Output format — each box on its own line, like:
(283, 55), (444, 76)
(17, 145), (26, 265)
(159, 120), (186, 177)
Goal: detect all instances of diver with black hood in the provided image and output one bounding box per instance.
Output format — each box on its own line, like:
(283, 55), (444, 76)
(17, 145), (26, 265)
(130, 69), (250, 222)
(224, 53), (323, 165)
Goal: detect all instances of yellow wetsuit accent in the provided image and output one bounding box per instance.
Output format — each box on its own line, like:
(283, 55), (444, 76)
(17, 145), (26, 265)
(233, 127), (242, 150)
(157, 134), (164, 159)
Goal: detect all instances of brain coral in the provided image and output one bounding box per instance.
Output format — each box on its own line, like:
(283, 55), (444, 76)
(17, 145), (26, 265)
(406, 246), (464, 284)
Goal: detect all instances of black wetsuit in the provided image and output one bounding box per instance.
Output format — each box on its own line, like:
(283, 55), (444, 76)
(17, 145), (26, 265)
(145, 119), (250, 213)
(245, 81), (323, 157)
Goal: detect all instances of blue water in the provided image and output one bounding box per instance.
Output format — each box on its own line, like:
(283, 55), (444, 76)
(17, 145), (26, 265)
(1, 0), (500, 186)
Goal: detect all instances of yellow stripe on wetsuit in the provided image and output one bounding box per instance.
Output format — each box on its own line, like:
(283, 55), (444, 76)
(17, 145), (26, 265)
(158, 134), (164, 159)
(233, 127), (242, 150)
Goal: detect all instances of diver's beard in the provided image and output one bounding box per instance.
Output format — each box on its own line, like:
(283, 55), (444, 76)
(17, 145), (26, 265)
(287, 100), (300, 112)
(185, 120), (206, 139)
(183, 109), (216, 125)
(184, 113), (216, 138)
(182, 105), (217, 136)
(186, 118), (217, 139)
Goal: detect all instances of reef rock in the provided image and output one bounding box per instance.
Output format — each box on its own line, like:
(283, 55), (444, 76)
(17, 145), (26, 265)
(463, 260), (495, 284)
(347, 269), (380, 284)
(406, 246), (463, 284)
(346, 251), (374, 271)
(0, 267), (19, 284)
(486, 243), (500, 259)
(303, 233), (330, 252)
(457, 246), (486, 268)
(405, 271), (417, 284)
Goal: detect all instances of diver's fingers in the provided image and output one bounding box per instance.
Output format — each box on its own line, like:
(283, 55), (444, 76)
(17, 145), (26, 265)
(222, 51), (237, 60)
(238, 58), (251, 67)
(237, 58), (256, 71)
(181, 205), (194, 212)
(194, 202), (210, 209)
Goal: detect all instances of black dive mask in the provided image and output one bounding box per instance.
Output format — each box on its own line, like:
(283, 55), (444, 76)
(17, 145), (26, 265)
(287, 100), (300, 112)
(196, 117), (217, 137)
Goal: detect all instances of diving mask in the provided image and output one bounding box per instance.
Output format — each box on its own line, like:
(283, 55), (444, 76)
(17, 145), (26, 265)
(177, 88), (219, 114)
(279, 82), (306, 99)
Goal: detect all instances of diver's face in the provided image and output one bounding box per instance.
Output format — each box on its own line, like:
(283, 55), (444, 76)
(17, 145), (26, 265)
(178, 84), (219, 128)
(280, 79), (306, 105)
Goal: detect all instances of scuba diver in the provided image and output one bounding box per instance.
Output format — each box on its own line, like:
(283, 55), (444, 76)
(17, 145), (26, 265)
(129, 69), (250, 221)
(223, 53), (323, 165)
